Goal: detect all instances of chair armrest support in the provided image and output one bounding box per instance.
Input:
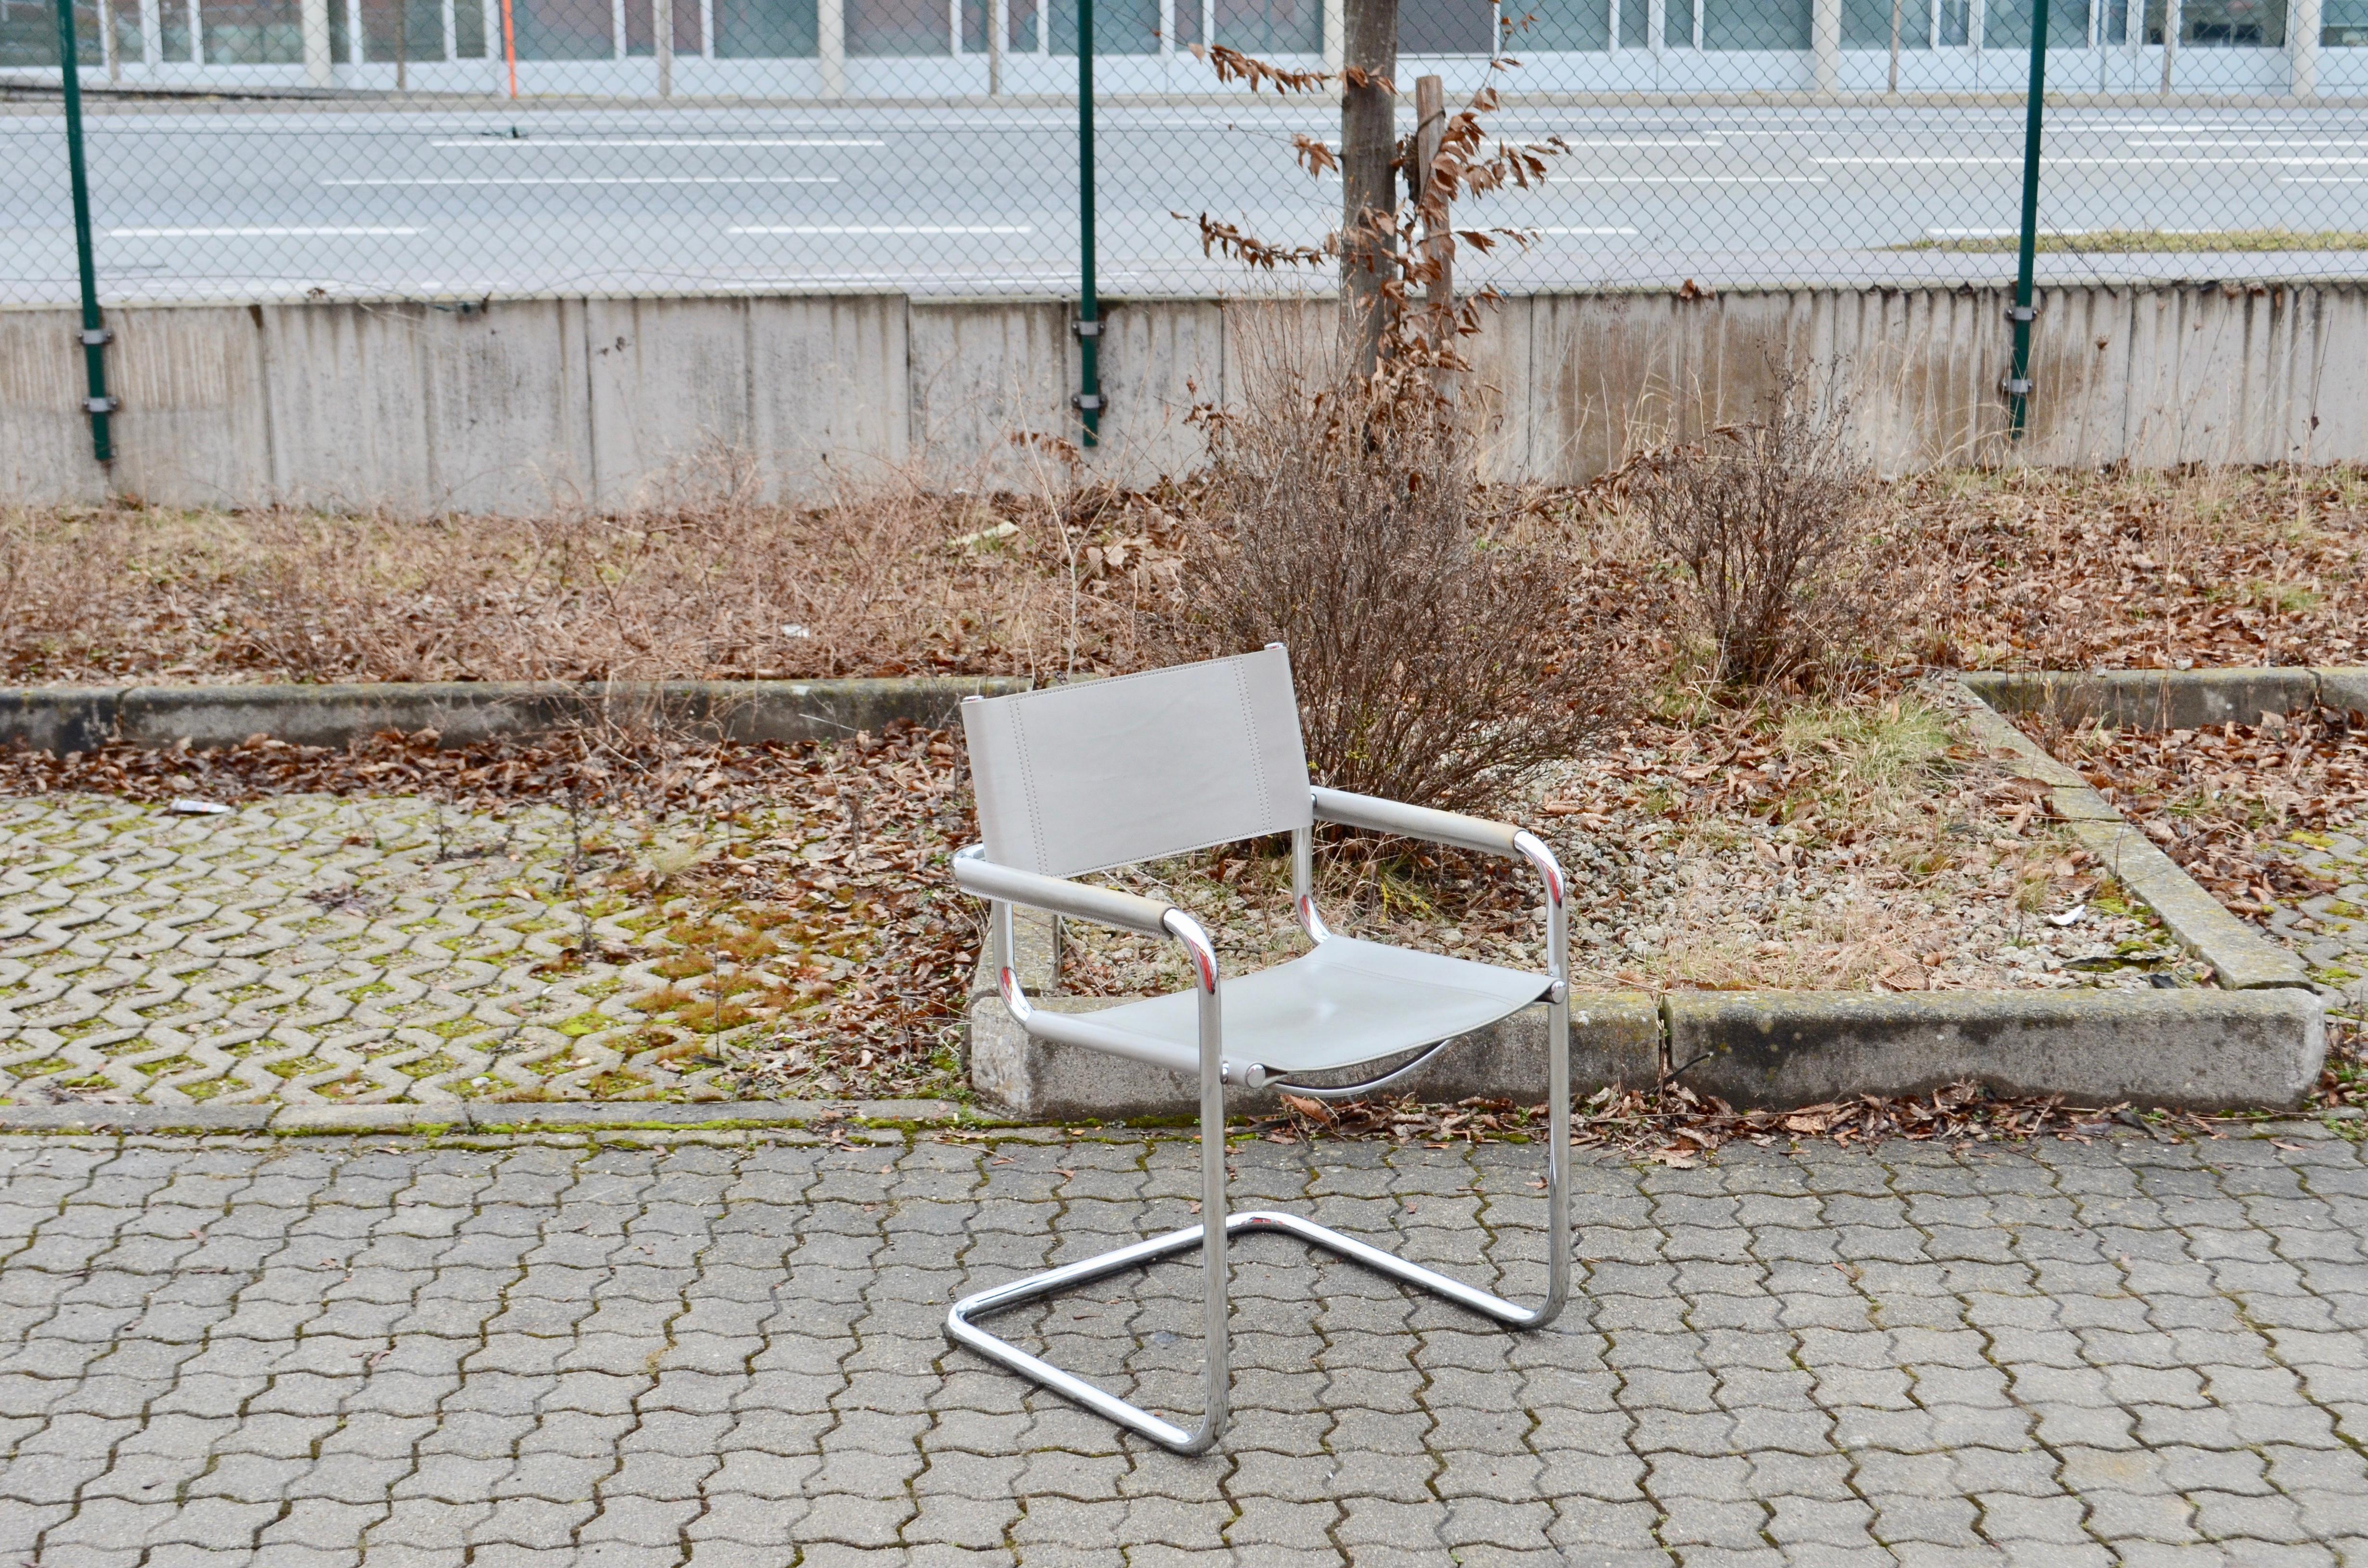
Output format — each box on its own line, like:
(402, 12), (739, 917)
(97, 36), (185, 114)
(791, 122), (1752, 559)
(953, 847), (1249, 1084)
(1305, 794), (1567, 989)
(1310, 787), (1523, 858)
(952, 850), (1178, 938)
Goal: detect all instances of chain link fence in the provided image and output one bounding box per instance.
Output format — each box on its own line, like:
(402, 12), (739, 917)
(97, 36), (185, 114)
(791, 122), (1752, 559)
(4, 0), (2367, 309)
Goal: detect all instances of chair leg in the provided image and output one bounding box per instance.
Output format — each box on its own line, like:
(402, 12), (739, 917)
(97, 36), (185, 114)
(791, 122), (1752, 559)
(944, 994), (1573, 1455)
(947, 1040), (1230, 1454)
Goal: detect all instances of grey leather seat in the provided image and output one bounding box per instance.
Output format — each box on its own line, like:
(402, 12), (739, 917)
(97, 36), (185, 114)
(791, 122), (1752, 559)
(1051, 935), (1550, 1081)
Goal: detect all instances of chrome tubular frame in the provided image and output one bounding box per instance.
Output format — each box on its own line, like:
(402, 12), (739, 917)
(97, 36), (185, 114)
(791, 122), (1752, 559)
(1291, 823), (1334, 943)
(950, 906), (1231, 1454)
(946, 827), (1575, 1452)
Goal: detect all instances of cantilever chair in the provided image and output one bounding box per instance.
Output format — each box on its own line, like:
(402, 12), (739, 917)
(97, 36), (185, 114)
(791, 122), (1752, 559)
(944, 645), (1570, 1454)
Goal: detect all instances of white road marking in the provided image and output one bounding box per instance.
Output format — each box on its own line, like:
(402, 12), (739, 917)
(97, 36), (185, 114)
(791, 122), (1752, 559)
(1819, 155), (2368, 165)
(1544, 175), (1828, 184)
(1536, 136), (1726, 147)
(321, 176), (842, 186)
(2126, 137), (2368, 148)
(728, 223), (1033, 234)
(430, 137), (885, 147)
(110, 226), (422, 236)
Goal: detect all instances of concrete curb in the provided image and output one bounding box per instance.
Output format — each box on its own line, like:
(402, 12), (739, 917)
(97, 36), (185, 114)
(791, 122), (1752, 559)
(0, 676), (1031, 754)
(958, 671), (2346, 1118)
(967, 984), (1666, 1123)
(1665, 988), (2326, 1111)
(1953, 686), (2317, 992)
(1959, 668), (2339, 732)
(0, 1099), (975, 1137)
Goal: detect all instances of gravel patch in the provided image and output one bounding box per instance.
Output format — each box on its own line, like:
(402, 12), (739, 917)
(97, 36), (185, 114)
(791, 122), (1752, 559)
(1064, 691), (2211, 998)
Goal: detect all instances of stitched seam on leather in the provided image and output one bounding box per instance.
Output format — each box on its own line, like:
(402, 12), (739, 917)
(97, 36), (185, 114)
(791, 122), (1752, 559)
(1233, 658), (1273, 831)
(1007, 706), (1049, 873)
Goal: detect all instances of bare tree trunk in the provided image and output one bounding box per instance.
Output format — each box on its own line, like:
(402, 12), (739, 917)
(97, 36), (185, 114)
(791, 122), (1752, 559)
(1340, 0), (1399, 376)
(1409, 73), (1449, 350)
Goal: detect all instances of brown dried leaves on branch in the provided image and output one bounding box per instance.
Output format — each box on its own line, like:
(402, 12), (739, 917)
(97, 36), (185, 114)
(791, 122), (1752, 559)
(1188, 42), (1335, 93)
(1179, 213), (1331, 271)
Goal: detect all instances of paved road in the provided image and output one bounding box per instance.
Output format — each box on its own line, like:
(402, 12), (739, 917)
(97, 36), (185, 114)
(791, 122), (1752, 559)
(3, 101), (2367, 302)
(2, 1126), (2366, 1565)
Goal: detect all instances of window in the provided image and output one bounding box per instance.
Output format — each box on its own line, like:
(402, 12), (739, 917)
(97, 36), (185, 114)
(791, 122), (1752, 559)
(1218, 0), (1320, 52)
(2144, 0), (2284, 42)
(1844, 0), (1930, 45)
(202, 0), (304, 61)
(1048, 0), (1159, 51)
(625, 0), (701, 52)
(1505, 0), (1607, 48)
(507, 0), (613, 56)
(850, 0), (948, 51)
(358, 0), (449, 57)
(2328, 0), (2368, 39)
(1703, 0), (1809, 47)
(0, 0), (111, 63)
(1401, 0), (1496, 52)
(1985, 0), (2091, 45)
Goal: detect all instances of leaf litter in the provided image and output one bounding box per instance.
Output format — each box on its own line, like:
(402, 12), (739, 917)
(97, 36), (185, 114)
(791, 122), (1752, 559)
(2023, 702), (2368, 1114)
(1246, 1080), (2217, 1160)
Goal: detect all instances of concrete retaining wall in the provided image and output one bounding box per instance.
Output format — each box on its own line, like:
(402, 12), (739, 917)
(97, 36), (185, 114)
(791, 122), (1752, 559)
(9, 281), (2368, 513)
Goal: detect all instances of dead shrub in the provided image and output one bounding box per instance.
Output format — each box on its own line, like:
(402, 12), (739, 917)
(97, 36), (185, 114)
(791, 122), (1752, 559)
(1175, 341), (1620, 816)
(1631, 369), (1909, 691)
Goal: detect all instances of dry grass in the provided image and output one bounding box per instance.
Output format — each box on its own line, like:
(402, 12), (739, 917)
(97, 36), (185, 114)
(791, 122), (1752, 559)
(9, 465), (2361, 693)
(0, 482), (1173, 686)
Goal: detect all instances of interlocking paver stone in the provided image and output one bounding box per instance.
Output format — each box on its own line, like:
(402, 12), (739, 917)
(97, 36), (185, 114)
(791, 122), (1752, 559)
(0, 794), (740, 1111)
(0, 1128), (2364, 1564)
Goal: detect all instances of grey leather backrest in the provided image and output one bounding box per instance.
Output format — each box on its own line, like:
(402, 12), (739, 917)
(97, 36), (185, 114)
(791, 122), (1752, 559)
(961, 647), (1314, 878)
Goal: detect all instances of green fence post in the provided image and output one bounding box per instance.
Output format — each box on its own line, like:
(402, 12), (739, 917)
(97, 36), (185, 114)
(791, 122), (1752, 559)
(2006, 0), (2049, 444)
(55, 0), (115, 467)
(1073, 0), (1101, 448)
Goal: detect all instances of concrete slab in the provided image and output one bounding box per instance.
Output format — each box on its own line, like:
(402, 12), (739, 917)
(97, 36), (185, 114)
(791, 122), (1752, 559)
(1665, 986), (2325, 1111)
(0, 675), (1033, 753)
